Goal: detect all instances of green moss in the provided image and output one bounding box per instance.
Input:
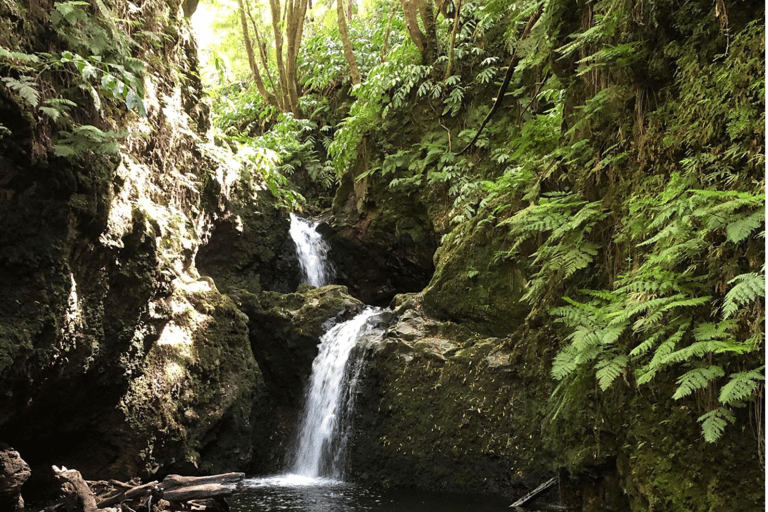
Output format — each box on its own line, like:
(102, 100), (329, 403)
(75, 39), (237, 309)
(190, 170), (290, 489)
(421, 205), (529, 336)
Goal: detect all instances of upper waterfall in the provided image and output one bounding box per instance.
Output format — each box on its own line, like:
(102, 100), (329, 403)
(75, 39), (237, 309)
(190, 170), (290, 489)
(289, 214), (335, 287)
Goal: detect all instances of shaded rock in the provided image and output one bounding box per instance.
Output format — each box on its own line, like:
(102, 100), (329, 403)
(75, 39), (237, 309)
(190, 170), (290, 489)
(196, 196), (299, 295)
(319, 205), (436, 307)
(421, 209), (530, 336)
(0, 446), (30, 511)
(348, 298), (555, 497)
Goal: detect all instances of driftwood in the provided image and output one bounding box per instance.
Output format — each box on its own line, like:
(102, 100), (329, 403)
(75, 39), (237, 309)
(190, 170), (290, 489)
(94, 472), (244, 509)
(52, 466), (99, 512)
(510, 475), (559, 508)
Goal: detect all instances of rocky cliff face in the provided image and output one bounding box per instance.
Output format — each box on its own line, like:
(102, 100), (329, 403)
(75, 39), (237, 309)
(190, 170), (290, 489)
(0, 0), (285, 489)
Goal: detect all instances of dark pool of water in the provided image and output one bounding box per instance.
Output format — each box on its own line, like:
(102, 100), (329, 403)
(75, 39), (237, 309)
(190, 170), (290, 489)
(228, 474), (541, 512)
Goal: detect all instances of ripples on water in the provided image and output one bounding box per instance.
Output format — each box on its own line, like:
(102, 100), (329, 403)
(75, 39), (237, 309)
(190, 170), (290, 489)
(229, 474), (520, 512)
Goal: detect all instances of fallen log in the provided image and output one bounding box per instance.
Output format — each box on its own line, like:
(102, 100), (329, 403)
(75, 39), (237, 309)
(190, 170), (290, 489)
(96, 480), (160, 508)
(160, 473), (244, 490)
(510, 475), (559, 508)
(95, 472), (244, 509)
(162, 482), (238, 501)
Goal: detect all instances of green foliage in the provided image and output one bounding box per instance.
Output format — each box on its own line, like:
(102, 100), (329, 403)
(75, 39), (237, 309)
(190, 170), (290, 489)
(1, 75), (39, 107)
(722, 271), (765, 319)
(0, 0), (146, 157)
(497, 192), (608, 307)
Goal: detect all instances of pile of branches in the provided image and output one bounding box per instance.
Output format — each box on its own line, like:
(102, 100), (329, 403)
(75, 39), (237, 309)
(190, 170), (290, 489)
(49, 466), (244, 512)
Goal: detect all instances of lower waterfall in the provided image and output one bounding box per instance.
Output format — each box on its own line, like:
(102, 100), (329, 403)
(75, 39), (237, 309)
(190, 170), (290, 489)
(289, 307), (381, 480)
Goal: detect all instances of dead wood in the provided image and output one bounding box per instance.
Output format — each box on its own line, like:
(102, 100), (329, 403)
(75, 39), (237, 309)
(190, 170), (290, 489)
(52, 466), (99, 512)
(94, 472), (244, 509)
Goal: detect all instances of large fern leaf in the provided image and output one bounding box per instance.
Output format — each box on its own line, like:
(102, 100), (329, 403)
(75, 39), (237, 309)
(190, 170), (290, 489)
(722, 271), (765, 319)
(697, 407), (736, 443)
(595, 355), (629, 391)
(1, 76), (39, 107)
(725, 209), (765, 244)
(718, 367), (764, 405)
(672, 365), (724, 399)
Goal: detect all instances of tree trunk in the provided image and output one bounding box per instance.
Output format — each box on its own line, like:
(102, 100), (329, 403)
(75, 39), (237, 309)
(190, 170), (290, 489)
(400, 0), (426, 57)
(417, 0), (437, 63)
(285, 0), (309, 115)
(381, 5), (396, 62)
(399, 0), (436, 64)
(247, 8), (283, 109)
(237, 0), (275, 104)
(269, 0), (292, 111)
(444, 0), (462, 79)
(337, 0), (361, 85)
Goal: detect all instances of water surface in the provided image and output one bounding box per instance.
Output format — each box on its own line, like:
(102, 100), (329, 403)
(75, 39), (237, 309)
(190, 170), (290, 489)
(229, 474), (519, 512)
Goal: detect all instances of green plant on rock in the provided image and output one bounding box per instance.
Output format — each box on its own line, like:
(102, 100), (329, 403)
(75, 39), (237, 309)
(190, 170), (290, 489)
(0, 0), (146, 157)
(550, 176), (764, 442)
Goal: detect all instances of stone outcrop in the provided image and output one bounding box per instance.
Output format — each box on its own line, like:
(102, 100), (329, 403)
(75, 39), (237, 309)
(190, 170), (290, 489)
(317, 216), (436, 307)
(0, 0), (270, 489)
(347, 294), (560, 499)
(0, 446), (30, 511)
(196, 196), (300, 295)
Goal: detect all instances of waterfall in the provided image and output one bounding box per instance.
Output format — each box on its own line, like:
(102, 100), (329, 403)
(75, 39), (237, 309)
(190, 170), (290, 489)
(289, 213), (334, 287)
(290, 308), (382, 480)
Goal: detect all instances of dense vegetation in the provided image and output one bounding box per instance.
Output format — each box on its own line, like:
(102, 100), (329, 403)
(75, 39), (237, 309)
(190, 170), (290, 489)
(196, 0), (764, 452)
(0, 0), (762, 507)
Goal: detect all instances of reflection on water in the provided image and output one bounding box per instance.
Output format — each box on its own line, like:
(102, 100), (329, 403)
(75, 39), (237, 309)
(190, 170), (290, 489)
(228, 474), (524, 512)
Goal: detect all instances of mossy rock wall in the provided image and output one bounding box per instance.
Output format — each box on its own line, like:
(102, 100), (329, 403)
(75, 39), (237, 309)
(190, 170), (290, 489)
(348, 297), (763, 510)
(0, 0), (273, 485)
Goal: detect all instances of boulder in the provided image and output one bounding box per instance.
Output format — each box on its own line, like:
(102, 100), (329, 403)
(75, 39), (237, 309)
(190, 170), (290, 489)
(0, 446), (30, 511)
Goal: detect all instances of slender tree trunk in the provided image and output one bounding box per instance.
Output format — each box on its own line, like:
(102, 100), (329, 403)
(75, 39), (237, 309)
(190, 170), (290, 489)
(400, 0), (426, 57)
(284, 0), (309, 115)
(248, 12), (283, 110)
(444, 0), (462, 79)
(381, 5), (396, 62)
(337, 0), (361, 85)
(269, 0), (291, 111)
(399, 0), (436, 64)
(417, 0), (437, 63)
(237, 0), (275, 104)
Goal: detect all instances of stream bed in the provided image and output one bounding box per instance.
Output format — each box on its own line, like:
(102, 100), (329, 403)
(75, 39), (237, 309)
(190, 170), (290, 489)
(228, 475), (522, 512)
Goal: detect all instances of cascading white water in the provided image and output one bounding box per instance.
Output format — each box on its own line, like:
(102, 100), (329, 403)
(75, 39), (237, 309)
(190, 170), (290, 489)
(290, 308), (381, 479)
(289, 213), (334, 287)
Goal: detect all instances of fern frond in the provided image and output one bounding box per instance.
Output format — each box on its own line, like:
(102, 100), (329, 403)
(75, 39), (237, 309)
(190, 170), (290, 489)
(722, 272), (765, 319)
(718, 367), (764, 405)
(630, 320), (689, 359)
(1, 76), (40, 107)
(636, 338), (676, 385)
(595, 355), (629, 391)
(552, 345), (579, 380)
(672, 365), (724, 399)
(725, 209), (765, 244)
(697, 407), (735, 443)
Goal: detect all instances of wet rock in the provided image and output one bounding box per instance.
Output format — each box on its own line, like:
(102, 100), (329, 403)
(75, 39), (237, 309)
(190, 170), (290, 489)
(0, 446), (30, 511)
(348, 298), (555, 497)
(421, 208), (530, 336)
(317, 213), (436, 307)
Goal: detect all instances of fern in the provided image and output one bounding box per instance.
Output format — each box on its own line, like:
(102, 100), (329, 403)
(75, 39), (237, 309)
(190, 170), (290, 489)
(595, 354), (629, 391)
(1, 76), (40, 107)
(722, 271), (765, 319)
(672, 365), (724, 400)
(698, 407), (736, 443)
(718, 367), (764, 405)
